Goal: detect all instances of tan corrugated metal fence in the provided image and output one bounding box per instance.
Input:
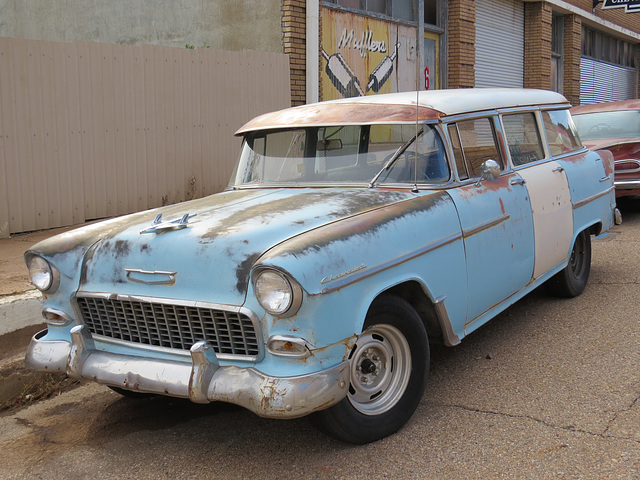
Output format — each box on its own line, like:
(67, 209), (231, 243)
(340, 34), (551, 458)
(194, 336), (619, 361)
(0, 38), (291, 238)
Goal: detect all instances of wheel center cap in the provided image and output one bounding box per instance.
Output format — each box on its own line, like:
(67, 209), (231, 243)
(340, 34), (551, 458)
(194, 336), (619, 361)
(361, 358), (376, 374)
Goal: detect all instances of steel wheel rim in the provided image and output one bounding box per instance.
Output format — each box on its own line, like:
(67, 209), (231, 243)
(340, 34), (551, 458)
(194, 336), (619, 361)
(569, 234), (586, 278)
(347, 324), (411, 415)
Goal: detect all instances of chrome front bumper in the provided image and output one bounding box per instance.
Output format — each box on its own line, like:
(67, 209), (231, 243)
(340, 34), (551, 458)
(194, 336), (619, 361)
(25, 326), (350, 418)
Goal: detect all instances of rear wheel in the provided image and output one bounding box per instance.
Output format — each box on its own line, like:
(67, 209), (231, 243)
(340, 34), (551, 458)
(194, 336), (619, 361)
(309, 295), (429, 444)
(546, 229), (591, 298)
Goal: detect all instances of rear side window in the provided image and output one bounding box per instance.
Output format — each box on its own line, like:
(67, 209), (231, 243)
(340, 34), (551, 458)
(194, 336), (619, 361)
(502, 112), (545, 166)
(448, 118), (503, 180)
(542, 109), (582, 156)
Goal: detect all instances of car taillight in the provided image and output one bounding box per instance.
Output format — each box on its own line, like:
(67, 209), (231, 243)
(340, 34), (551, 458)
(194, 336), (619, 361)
(614, 160), (640, 173)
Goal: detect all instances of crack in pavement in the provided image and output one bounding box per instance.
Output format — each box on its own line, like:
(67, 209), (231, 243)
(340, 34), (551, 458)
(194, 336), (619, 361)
(603, 389), (640, 439)
(431, 401), (640, 445)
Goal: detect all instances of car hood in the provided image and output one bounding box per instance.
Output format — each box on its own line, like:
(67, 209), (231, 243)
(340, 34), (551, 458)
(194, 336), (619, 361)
(54, 188), (416, 305)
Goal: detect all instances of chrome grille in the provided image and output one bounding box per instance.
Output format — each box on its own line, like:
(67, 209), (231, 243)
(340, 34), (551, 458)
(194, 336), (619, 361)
(76, 295), (260, 357)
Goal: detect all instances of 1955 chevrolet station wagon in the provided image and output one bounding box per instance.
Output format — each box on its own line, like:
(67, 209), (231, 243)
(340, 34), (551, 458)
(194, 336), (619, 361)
(25, 89), (619, 443)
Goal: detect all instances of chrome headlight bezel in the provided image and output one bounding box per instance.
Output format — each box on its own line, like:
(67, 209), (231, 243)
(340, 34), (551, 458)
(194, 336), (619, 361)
(253, 268), (303, 318)
(25, 253), (60, 293)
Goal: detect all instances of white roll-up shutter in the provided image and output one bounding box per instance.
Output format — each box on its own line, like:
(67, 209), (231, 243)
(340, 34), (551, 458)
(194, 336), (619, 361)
(475, 0), (525, 88)
(580, 57), (636, 104)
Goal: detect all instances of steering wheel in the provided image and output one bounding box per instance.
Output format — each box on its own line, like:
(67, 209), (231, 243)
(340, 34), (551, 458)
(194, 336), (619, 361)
(587, 123), (614, 136)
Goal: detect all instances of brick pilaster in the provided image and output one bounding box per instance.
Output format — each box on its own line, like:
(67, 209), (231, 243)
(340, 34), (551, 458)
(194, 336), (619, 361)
(448, 0), (476, 88)
(563, 14), (582, 106)
(282, 0), (307, 106)
(524, 2), (552, 90)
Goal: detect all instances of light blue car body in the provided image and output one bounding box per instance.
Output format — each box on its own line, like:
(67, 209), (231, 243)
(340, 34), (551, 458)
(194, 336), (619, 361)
(25, 89), (617, 421)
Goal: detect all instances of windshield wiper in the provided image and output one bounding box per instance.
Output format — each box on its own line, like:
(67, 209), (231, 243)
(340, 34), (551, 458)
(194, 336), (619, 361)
(368, 127), (423, 188)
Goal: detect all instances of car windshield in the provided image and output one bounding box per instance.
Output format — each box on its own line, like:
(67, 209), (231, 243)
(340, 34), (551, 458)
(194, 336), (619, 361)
(229, 124), (450, 187)
(573, 110), (640, 140)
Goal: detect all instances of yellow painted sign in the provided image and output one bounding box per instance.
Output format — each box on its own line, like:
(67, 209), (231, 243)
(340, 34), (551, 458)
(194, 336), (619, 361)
(321, 9), (438, 101)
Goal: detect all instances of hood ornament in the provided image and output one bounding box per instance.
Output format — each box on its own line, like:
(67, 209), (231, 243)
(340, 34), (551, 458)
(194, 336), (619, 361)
(140, 213), (197, 234)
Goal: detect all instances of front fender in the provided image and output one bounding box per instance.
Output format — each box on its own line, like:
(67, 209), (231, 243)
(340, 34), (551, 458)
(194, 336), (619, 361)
(253, 190), (468, 346)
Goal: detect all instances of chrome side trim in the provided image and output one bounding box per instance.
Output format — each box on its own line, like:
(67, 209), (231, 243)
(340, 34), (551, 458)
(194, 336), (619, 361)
(462, 214), (510, 238)
(320, 232), (462, 294)
(572, 186), (614, 209)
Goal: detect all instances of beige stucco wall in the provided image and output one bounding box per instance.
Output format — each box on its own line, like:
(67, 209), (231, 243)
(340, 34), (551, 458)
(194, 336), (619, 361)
(0, 0), (284, 52)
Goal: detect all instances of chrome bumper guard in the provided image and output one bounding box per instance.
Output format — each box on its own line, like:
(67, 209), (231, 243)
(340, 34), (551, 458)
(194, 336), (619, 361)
(615, 179), (640, 190)
(25, 326), (350, 419)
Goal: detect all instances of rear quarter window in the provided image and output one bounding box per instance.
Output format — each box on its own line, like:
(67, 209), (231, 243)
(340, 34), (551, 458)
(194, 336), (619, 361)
(542, 109), (582, 156)
(502, 112), (545, 166)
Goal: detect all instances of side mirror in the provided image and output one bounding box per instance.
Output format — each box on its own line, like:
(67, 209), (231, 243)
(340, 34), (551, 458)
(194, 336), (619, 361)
(476, 159), (501, 186)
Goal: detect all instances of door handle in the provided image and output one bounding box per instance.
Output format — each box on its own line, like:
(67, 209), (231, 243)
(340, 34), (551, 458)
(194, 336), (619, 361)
(510, 178), (526, 186)
(553, 166), (564, 173)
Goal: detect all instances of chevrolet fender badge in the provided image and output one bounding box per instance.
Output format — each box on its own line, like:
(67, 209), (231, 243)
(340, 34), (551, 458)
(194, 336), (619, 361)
(321, 264), (366, 285)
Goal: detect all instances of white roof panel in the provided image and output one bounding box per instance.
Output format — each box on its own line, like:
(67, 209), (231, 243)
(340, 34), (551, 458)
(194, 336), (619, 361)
(237, 88), (569, 134)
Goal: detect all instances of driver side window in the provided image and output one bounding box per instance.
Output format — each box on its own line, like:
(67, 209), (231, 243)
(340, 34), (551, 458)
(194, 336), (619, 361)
(448, 118), (503, 180)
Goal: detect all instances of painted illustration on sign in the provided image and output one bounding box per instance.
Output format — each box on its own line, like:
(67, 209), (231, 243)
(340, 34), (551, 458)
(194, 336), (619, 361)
(321, 10), (410, 101)
(320, 9), (438, 101)
(321, 42), (400, 97)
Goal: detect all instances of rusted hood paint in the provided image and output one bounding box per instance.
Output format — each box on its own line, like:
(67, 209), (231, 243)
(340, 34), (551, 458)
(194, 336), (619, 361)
(257, 191), (461, 295)
(31, 188), (421, 306)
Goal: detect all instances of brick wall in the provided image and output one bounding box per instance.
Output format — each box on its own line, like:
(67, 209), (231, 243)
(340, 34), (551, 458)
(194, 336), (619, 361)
(448, 0), (476, 88)
(563, 14), (582, 106)
(282, 0), (307, 106)
(524, 2), (552, 90)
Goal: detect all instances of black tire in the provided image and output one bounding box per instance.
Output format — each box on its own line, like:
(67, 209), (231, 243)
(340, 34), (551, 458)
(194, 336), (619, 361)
(546, 229), (591, 298)
(309, 295), (429, 444)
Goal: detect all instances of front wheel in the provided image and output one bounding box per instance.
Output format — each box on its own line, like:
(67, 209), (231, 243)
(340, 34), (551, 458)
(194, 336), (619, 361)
(546, 229), (592, 298)
(309, 295), (429, 444)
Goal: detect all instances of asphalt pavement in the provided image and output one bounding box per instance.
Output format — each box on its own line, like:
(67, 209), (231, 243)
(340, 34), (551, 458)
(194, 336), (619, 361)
(0, 203), (638, 479)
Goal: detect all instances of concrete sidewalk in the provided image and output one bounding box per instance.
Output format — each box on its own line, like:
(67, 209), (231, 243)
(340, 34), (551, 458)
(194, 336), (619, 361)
(0, 225), (83, 363)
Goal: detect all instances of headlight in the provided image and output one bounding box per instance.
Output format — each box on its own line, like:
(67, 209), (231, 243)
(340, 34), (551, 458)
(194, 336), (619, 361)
(254, 269), (302, 317)
(26, 254), (60, 293)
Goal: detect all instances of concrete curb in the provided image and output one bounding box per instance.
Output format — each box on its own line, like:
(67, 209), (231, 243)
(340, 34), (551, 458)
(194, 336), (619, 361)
(0, 291), (44, 337)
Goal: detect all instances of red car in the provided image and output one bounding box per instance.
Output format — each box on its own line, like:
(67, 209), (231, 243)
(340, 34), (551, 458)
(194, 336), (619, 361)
(572, 99), (640, 199)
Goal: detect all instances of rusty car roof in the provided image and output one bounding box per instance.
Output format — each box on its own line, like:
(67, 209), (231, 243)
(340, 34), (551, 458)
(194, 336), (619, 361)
(571, 99), (640, 115)
(236, 88), (569, 134)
